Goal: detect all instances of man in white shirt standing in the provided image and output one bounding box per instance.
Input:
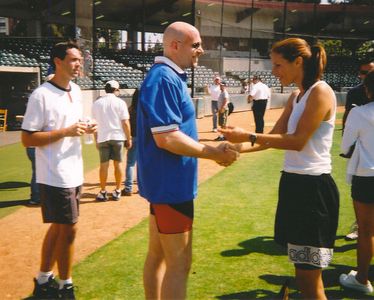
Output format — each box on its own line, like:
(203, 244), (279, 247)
(92, 80), (132, 201)
(247, 75), (271, 133)
(22, 41), (95, 299)
(206, 76), (221, 132)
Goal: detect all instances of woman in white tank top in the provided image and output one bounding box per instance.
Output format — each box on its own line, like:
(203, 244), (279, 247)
(221, 38), (339, 300)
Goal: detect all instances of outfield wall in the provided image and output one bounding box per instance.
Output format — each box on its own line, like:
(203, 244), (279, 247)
(82, 90), (347, 120)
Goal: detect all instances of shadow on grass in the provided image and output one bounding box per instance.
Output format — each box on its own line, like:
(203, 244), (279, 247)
(0, 199), (30, 208)
(221, 236), (287, 257)
(217, 276), (296, 299)
(216, 289), (293, 299)
(0, 181), (29, 190)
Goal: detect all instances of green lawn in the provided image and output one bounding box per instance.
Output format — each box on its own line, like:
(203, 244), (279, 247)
(72, 129), (369, 299)
(2, 122), (369, 299)
(0, 140), (98, 218)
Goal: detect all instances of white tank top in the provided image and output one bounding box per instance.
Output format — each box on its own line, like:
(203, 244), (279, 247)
(283, 81), (336, 175)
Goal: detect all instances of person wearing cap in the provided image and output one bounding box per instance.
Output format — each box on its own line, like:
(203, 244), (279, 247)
(92, 80), (132, 201)
(206, 76), (221, 132)
(247, 75), (271, 133)
(214, 81), (230, 141)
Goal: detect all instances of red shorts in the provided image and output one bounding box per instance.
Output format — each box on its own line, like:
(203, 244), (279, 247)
(150, 200), (194, 234)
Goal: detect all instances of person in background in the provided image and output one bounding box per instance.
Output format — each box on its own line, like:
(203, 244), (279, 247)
(339, 70), (374, 294)
(206, 76), (221, 132)
(138, 21), (239, 300)
(221, 38), (339, 299)
(92, 80), (131, 201)
(214, 81), (230, 141)
(122, 88), (139, 196)
(247, 75), (271, 133)
(26, 146), (40, 205)
(240, 79), (248, 94)
(26, 74), (55, 206)
(22, 41), (96, 300)
(342, 58), (374, 241)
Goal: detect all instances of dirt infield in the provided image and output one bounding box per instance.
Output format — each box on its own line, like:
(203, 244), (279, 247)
(0, 107), (342, 299)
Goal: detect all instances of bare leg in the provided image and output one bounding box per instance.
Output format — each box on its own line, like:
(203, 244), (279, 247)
(40, 224), (59, 272)
(143, 215), (166, 300)
(159, 228), (192, 299)
(295, 267), (326, 300)
(113, 160), (123, 191)
(99, 161), (109, 191)
(55, 223), (77, 280)
(353, 200), (374, 284)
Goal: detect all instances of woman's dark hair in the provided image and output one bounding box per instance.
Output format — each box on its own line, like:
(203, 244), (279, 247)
(363, 70), (374, 101)
(271, 38), (326, 90)
(50, 41), (80, 69)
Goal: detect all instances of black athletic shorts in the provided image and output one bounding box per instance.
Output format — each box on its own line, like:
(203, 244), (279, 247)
(351, 175), (374, 204)
(275, 171), (339, 268)
(39, 184), (81, 224)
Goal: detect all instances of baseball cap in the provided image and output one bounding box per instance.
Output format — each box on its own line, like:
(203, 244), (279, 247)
(105, 80), (120, 89)
(220, 81), (227, 86)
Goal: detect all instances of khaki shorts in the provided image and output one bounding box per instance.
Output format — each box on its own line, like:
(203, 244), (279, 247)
(39, 184), (81, 224)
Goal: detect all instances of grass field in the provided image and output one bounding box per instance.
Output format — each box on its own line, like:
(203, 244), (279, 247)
(2, 116), (372, 299)
(0, 141), (98, 218)
(71, 128), (373, 299)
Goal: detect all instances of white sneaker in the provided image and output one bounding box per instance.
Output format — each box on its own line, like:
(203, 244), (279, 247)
(112, 189), (121, 201)
(345, 231), (358, 241)
(345, 222), (358, 241)
(96, 191), (108, 201)
(339, 270), (373, 293)
(212, 128), (218, 132)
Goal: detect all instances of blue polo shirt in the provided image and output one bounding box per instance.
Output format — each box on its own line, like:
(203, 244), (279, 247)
(137, 56), (198, 204)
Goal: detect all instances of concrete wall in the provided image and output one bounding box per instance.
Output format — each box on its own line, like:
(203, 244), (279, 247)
(82, 90), (347, 120)
(197, 91), (347, 118)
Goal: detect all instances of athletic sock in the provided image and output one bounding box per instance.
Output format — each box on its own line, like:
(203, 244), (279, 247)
(59, 278), (73, 289)
(36, 271), (54, 284)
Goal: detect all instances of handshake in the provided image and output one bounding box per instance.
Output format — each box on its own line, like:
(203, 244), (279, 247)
(214, 142), (240, 167)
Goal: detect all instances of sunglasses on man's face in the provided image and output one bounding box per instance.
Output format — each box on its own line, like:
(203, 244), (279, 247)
(191, 42), (202, 49)
(359, 70), (369, 75)
(177, 41), (202, 50)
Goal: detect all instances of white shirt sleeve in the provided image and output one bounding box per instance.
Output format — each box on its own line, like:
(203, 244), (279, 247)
(22, 90), (45, 132)
(341, 108), (360, 154)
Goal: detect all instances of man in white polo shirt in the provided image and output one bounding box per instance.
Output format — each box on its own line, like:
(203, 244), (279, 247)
(206, 76), (221, 132)
(248, 75), (271, 133)
(22, 41), (95, 299)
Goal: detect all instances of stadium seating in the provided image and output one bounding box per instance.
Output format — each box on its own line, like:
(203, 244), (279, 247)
(0, 38), (363, 91)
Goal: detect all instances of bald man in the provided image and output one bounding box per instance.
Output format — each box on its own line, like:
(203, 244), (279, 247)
(137, 21), (239, 299)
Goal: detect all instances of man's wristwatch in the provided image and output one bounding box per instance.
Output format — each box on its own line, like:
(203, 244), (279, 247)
(249, 133), (257, 146)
